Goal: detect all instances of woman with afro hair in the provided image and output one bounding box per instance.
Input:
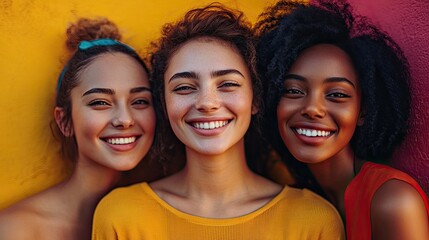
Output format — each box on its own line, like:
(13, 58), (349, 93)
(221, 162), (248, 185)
(255, 0), (429, 239)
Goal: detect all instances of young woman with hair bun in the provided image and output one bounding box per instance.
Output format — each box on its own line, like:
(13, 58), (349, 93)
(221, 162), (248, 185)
(0, 17), (155, 239)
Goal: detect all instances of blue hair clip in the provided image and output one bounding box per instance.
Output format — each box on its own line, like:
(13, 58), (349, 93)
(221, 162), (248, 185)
(78, 38), (134, 51)
(57, 38), (134, 93)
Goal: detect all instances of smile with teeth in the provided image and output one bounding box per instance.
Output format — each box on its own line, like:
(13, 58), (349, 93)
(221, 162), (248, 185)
(192, 120), (229, 130)
(105, 137), (136, 145)
(295, 128), (333, 137)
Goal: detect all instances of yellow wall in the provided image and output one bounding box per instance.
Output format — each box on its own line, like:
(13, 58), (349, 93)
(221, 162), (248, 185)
(0, 0), (276, 209)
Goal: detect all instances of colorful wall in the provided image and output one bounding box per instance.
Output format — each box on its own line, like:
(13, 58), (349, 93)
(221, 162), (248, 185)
(346, 0), (429, 194)
(1, 0), (427, 210)
(0, 0), (275, 210)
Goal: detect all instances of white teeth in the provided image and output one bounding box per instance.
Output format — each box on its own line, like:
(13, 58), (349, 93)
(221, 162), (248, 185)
(296, 128), (331, 137)
(193, 120), (228, 130)
(106, 137), (136, 145)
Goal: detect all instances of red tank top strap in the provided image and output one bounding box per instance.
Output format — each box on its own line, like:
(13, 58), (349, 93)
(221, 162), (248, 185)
(344, 162), (429, 240)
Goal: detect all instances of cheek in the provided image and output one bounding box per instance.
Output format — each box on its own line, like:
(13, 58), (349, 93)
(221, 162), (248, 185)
(71, 107), (97, 137)
(165, 94), (184, 123)
(136, 108), (156, 132)
(335, 106), (360, 136)
(224, 89), (254, 114)
(276, 99), (295, 123)
(276, 100), (293, 140)
(231, 95), (253, 115)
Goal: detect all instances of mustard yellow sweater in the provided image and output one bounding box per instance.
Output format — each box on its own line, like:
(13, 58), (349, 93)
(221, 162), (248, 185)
(93, 182), (344, 240)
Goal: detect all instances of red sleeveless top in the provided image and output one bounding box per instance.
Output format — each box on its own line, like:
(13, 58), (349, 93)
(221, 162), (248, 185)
(344, 162), (429, 240)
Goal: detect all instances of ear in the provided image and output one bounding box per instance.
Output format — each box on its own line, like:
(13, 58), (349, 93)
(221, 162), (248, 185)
(54, 107), (73, 137)
(251, 104), (259, 115)
(357, 111), (365, 126)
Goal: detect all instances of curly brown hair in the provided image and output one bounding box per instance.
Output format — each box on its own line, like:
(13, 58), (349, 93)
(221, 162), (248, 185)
(150, 3), (266, 174)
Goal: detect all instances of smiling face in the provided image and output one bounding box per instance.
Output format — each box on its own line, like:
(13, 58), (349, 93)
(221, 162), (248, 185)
(277, 44), (361, 164)
(164, 38), (255, 156)
(60, 52), (155, 171)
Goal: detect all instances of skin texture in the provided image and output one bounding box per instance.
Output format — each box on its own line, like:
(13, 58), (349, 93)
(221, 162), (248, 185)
(0, 52), (155, 240)
(165, 38), (255, 157)
(150, 38), (281, 218)
(277, 44), (361, 165)
(371, 180), (429, 240)
(69, 53), (155, 171)
(277, 44), (428, 239)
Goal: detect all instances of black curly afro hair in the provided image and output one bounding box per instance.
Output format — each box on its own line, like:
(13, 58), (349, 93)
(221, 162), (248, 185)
(255, 0), (411, 190)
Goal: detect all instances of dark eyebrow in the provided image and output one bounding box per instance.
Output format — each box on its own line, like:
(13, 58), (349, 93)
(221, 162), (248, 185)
(168, 71), (198, 83)
(284, 74), (356, 88)
(82, 88), (114, 96)
(325, 77), (356, 88)
(284, 74), (306, 81)
(211, 69), (244, 78)
(130, 86), (152, 93)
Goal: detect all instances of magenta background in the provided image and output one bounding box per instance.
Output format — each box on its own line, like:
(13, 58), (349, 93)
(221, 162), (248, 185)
(338, 0), (429, 194)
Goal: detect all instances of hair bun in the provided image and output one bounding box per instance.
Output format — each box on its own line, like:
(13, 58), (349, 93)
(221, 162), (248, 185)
(66, 18), (122, 51)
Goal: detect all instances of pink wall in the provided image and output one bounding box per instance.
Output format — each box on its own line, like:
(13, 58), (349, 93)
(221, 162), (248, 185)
(346, 0), (429, 194)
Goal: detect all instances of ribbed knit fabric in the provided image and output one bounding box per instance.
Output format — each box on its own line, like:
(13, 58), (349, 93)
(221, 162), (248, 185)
(345, 162), (429, 240)
(93, 182), (345, 240)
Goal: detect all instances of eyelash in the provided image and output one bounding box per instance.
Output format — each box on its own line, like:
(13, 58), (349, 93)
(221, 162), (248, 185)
(133, 99), (150, 105)
(220, 81), (240, 88)
(282, 88), (351, 100)
(173, 85), (196, 92)
(88, 100), (110, 106)
(172, 81), (241, 94)
(283, 88), (304, 95)
(327, 92), (351, 98)
(87, 99), (150, 108)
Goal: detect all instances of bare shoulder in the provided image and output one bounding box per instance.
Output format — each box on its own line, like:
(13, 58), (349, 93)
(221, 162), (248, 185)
(371, 179), (429, 240)
(0, 203), (39, 239)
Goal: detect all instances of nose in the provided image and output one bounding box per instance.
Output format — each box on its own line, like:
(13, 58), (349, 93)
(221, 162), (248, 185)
(112, 105), (134, 129)
(301, 94), (326, 119)
(195, 86), (220, 112)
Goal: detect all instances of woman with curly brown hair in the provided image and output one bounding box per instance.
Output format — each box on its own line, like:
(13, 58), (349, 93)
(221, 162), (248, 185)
(92, 4), (344, 240)
(256, 0), (429, 239)
(0, 18), (155, 239)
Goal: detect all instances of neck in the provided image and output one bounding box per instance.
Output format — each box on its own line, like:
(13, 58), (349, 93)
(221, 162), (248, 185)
(180, 140), (255, 199)
(66, 161), (119, 203)
(306, 146), (356, 216)
(53, 159), (120, 239)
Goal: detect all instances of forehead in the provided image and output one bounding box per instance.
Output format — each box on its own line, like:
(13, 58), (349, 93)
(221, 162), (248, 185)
(165, 38), (249, 76)
(78, 52), (149, 88)
(289, 44), (358, 85)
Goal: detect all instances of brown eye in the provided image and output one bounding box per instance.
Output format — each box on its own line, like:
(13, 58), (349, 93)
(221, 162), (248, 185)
(286, 89), (303, 94)
(133, 99), (150, 105)
(327, 92), (351, 98)
(173, 85), (196, 94)
(282, 87), (304, 98)
(88, 100), (110, 106)
(219, 81), (240, 88)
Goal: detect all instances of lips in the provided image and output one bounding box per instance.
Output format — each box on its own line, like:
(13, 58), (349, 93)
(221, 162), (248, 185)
(100, 135), (141, 152)
(294, 128), (333, 137)
(192, 120), (229, 130)
(105, 136), (137, 145)
(290, 127), (336, 146)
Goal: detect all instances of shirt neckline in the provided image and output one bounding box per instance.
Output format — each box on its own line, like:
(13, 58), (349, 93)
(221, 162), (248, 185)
(140, 182), (288, 226)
